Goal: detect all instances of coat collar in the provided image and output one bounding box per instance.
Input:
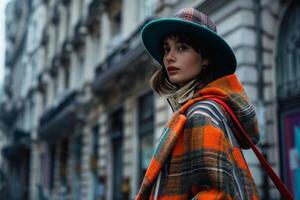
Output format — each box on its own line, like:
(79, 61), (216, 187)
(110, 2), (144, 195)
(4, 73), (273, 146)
(166, 78), (198, 111)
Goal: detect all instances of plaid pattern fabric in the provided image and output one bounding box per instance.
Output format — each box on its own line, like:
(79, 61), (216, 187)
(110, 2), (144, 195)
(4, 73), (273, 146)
(193, 74), (260, 149)
(175, 8), (217, 32)
(136, 112), (187, 198)
(136, 74), (259, 200)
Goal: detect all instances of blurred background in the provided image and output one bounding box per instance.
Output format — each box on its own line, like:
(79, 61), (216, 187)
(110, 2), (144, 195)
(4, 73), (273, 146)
(0, 0), (299, 199)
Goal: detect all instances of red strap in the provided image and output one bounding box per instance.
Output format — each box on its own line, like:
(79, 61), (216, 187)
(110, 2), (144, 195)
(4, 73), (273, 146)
(208, 98), (294, 200)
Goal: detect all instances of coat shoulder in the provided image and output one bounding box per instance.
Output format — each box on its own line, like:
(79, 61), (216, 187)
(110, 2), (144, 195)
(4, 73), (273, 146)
(184, 101), (224, 129)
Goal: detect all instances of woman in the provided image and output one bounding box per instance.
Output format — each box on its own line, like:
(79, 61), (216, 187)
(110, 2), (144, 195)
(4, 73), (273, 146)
(136, 8), (260, 200)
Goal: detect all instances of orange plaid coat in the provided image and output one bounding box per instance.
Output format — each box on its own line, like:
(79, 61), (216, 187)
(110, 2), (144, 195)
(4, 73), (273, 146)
(136, 75), (260, 200)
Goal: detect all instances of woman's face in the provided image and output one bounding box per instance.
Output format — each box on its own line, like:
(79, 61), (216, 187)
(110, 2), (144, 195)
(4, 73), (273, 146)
(163, 36), (208, 86)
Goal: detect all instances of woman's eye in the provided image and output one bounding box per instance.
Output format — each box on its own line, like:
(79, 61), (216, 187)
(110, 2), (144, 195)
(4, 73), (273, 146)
(178, 44), (187, 51)
(163, 47), (170, 54)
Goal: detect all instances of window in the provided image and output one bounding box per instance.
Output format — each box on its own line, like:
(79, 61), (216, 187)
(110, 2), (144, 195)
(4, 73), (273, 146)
(40, 152), (47, 193)
(29, 98), (35, 130)
(109, 0), (122, 37)
(74, 135), (82, 173)
(72, 135), (82, 200)
(64, 66), (70, 89)
(49, 144), (56, 191)
(138, 0), (155, 22)
(32, 56), (37, 88)
(91, 125), (99, 173)
(76, 53), (84, 88)
(277, 3), (300, 99)
(137, 92), (154, 184)
(78, 0), (84, 17)
(53, 75), (58, 98)
(25, 102), (31, 131)
(66, 6), (70, 37)
(91, 125), (100, 199)
(59, 139), (69, 186)
(111, 108), (123, 200)
(42, 36), (50, 64)
(42, 84), (48, 109)
(277, 3), (300, 199)
(54, 24), (59, 53)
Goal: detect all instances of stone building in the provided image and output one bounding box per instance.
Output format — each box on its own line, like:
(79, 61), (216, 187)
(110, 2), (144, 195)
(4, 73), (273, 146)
(1, 0), (300, 199)
(1, 0), (32, 199)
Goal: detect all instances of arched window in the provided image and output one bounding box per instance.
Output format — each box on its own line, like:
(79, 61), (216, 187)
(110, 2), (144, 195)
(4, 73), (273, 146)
(277, 2), (300, 199)
(277, 2), (300, 100)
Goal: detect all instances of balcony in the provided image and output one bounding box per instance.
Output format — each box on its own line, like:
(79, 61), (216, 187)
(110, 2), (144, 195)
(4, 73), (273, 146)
(92, 0), (110, 8)
(60, 39), (73, 65)
(61, 0), (71, 6)
(1, 129), (30, 160)
(72, 19), (88, 50)
(91, 18), (154, 101)
(38, 90), (85, 142)
(49, 54), (60, 77)
(86, 0), (103, 34)
(0, 101), (19, 128)
(41, 27), (49, 46)
(51, 4), (60, 25)
(5, 50), (13, 67)
(37, 70), (51, 94)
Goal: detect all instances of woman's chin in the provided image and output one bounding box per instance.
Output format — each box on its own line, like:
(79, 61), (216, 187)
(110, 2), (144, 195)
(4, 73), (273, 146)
(169, 78), (187, 86)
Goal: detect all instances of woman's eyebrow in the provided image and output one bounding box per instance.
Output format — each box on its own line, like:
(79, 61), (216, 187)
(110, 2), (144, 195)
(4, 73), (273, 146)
(163, 39), (184, 46)
(163, 42), (169, 46)
(175, 40), (185, 44)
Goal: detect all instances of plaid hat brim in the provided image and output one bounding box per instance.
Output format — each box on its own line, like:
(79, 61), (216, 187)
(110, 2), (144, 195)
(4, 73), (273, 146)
(141, 18), (237, 80)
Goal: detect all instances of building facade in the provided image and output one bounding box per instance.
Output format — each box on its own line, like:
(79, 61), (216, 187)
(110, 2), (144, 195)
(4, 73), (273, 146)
(1, 0), (32, 199)
(1, 0), (300, 199)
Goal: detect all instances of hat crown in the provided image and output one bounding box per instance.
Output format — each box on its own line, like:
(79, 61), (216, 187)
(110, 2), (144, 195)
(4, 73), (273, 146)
(141, 7), (236, 79)
(174, 8), (217, 33)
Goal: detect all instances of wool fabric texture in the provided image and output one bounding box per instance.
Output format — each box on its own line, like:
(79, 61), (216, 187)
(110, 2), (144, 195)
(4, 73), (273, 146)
(136, 74), (260, 200)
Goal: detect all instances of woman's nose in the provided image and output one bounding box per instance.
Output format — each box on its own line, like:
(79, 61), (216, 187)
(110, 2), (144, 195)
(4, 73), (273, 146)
(165, 49), (176, 63)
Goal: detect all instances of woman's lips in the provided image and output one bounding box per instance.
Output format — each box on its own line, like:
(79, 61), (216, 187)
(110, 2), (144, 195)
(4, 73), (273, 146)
(167, 66), (179, 74)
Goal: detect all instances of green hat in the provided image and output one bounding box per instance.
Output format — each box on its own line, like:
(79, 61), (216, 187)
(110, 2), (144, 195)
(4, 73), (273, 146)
(141, 8), (236, 80)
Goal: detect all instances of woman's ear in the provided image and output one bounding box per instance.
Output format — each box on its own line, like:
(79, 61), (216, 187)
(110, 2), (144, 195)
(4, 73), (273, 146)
(203, 59), (209, 67)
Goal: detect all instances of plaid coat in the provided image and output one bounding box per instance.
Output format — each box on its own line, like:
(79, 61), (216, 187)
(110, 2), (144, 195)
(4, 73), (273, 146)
(136, 75), (260, 200)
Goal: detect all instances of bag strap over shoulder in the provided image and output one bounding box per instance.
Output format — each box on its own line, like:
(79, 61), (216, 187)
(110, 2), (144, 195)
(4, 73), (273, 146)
(180, 96), (293, 199)
(205, 97), (294, 200)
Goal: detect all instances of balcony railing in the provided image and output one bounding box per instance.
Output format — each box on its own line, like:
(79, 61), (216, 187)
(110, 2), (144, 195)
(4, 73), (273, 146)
(40, 90), (78, 126)
(60, 39), (73, 65)
(92, 17), (155, 94)
(41, 27), (49, 46)
(38, 90), (85, 141)
(0, 102), (19, 128)
(51, 4), (60, 25)
(86, 0), (103, 34)
(61, 0), (71, 6)
(72, 19), (88, 50)
(1, 128), (30, 159)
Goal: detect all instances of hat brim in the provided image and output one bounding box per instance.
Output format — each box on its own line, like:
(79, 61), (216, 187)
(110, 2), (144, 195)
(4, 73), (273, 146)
(141, 18), (236, 79)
